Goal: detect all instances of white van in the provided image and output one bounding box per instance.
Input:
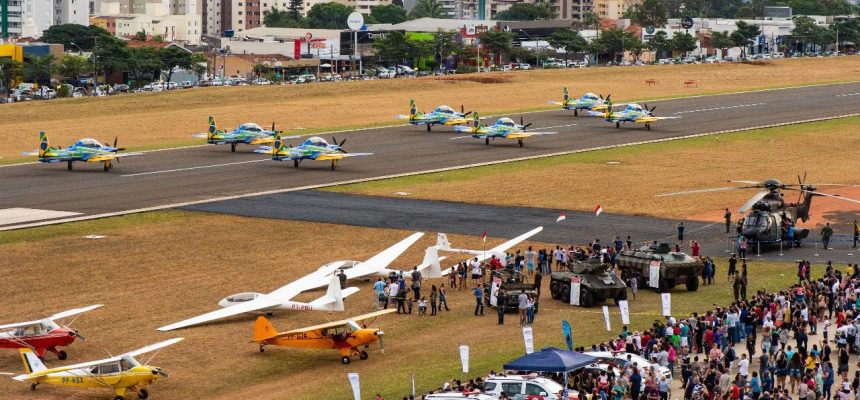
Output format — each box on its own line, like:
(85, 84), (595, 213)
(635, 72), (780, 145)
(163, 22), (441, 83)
(424, 393), (495, 400)
(482, 376), (574, 400)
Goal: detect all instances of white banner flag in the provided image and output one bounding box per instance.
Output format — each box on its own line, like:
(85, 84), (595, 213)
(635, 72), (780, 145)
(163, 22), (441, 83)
(602, 306), (611, 331)
(649, 260), (661, 289)
(619, 300), (630, 325)
(523, 327), (534, 354)
(490, 277), (501, 307)
(459, 345), (469, 373)
(569, 277), (581, 306)
(661, 293), (671, 316)
(347, 373), (360, 400)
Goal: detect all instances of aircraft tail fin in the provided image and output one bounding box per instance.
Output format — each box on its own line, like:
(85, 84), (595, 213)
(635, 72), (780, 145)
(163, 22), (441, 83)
(563, 87), (570, 106)
(19, 349), (46, 375)
(409, 99), (417, 120)
(471, 112), (481, 133)
(207, 115), (222, 140)
(420, 246), (443, 278)
(253, 316), (278, 343)
(38, 131), (49, 158)
(308, 275), (346, 312)
(436, 233), (452, 250)
(272, 131), (285, 156)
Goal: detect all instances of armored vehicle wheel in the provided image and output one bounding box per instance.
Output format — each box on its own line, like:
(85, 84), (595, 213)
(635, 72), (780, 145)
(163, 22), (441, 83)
(686, 275), (700, 291)
(550, 282), (560, 300)
(560, 285), (570, 304)
(580, 289), (594, 308)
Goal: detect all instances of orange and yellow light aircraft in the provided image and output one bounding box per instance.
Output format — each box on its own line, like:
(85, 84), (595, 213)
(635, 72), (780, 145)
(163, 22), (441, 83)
(252, 309), (395, 364)
(12, 338), (183, 400)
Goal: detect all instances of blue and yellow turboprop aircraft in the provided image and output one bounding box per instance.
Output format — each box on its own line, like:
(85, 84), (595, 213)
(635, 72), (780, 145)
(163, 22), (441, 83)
(454, 113), (557, 147)
(396, 100), (472, 131)
(256, 132), (372, 170)
(548, 87), (612, 116)
(196, 116), (279, 152)
(24, 131), (142, 172)
(590, 101), (678, 130)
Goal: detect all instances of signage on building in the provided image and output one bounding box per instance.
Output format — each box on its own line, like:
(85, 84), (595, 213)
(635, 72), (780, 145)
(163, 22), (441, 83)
(681, 17), (694, 30)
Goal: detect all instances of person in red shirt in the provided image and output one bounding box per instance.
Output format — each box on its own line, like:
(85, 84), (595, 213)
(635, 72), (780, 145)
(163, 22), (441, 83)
(690, 240), (700, 257)
(729, 382), (741, 399)
(490, 256), (503, 271)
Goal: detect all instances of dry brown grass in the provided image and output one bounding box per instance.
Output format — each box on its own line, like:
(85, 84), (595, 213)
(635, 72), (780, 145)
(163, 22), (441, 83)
(0, 210), (799, 399)
(3, 57), (859, 159)
(330, 116), (860, 227)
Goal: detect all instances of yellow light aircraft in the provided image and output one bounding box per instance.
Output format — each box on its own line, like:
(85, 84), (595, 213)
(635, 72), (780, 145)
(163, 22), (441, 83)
(12, 338), (183, 400)
(252, 309), (395, 364)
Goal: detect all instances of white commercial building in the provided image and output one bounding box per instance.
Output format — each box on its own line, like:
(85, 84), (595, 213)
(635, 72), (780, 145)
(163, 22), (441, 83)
(95, 0), (202, 43)
(6, 0), (88, 37)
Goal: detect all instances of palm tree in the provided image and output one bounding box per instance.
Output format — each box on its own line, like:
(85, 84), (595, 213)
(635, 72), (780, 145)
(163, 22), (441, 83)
(264, 7), (294, 27)
(409, 0), (446, 18)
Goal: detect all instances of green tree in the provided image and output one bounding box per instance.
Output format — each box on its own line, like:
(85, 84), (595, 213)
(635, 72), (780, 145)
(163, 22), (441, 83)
(731, 20), (760, 57)
(646, 30), (671, 59)
(547, 29), (587, 60)
(669, 32), (698, 55)
(93, 35), (130, 82)
(494, 2), (553, 20)
(23, 55), (54, 85)
(0, 58), (23, 94)
(160, 46), (196, 87)
(711, 31), (734, 52)
(478, 29), (513, 63)
(40, 24), (110, 51)
(287, 0), (304, 20)
(306, 2), (353, 29)
(592, 27), (639, 62)
(127, 46), (162, 82)
(626, 0), (668, 28)
(432, 29), (461, 67)
(734, 5), (755, 19)
(372, 30), (411, 64)
(575, 11), (600, 30)
(56, 54), (93, 81)
(252, 63), (268, 78)
(264, 6), (304, 28)
(409, 0), (447, 18)
(370, 4), (407, 24)
(134, 31), (148, 41)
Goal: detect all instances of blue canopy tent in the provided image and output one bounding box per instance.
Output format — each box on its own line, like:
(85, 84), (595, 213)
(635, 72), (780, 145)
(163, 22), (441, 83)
(503, 348), (598, 397)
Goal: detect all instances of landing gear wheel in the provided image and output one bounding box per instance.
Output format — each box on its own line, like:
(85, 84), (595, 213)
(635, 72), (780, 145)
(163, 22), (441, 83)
(518, 138), (524, 148)
(115, 397), (125, 400)
(485, 137), (490, 145)
(293, 159), (299, 168)
(57, 350), (68, 360)
(574, 110), (578, 116)
(580, 289), (594, 308)
(331, 161), (337, 171)
(230, 143), (236, 152)
(341, 356), (350, 364)
(615, 122), (620, 129)
(104, 162), (111, 172)
(30, 383), (37, 391)
(426, 124), (431, 132)
(67, 161), (73, 170)
(359, 351), (369, 360)
(138, 389), (149, 400)
(686, 275), (700, 292)
(646, 124), (651, 131)
(259, 346), (265, 353)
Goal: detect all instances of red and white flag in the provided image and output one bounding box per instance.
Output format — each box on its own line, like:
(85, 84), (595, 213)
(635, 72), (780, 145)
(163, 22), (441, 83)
(481, 231), (488, 243)
(594, 204), (603, 217)
(556, 212), (566, 223)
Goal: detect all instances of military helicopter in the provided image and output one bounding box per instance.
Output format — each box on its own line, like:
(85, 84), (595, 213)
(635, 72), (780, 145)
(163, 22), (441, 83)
(658, 175), (860, 246)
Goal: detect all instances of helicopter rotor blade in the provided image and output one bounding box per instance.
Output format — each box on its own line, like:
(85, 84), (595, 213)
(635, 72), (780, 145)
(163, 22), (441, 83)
(798, 190), (860, 206)
(739, 191), (770, 213)
(728, 180), (763, 185)
(655, 185), (762, 197)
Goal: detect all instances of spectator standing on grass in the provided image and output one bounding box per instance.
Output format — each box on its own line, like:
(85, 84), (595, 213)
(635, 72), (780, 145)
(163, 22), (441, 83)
(739, 237), (748, 259)
(526, 247), (535, 276)
(729, 254), (738, 282)
(473, 285), (484, 316)
(429, 285), (438, 316)
(518, 291), (528, 326)
(438, 283), (450, 311)
(631, 274), (638, 299)
(494, 287), (506, 325)
(386, 279), (399, 309)
(470, 258), (481, 286)
(691, 240), (700, 257)
(373, 278), (386, 309)
(411, 266), (422, 299)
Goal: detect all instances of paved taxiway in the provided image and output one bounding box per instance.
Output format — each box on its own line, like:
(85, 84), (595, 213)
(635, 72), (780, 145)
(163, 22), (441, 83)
(2, 82), (860, 230)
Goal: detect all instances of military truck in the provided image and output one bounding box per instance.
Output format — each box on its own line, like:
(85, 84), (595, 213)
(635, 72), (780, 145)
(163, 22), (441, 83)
(483, 269), (540, 314)
(616, 243), (704, 293)
(549, 257), (627, 308)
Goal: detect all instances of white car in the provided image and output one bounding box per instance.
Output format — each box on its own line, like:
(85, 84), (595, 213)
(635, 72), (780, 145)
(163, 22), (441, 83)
(424, 393), (495, 400)
(483, 375), (573, 400)
(584, 351), (671, 380)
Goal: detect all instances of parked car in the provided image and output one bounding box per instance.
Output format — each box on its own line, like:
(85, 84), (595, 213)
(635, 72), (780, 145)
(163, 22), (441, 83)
(33, 87), (56, 100)
(251, 78), (272, 85)
(483, 375), (572, 400)
(423, 393), (495, 400)
(395, 65), (415, 75)
(584, 351), (671, 380)
(516, 63), (531, 70)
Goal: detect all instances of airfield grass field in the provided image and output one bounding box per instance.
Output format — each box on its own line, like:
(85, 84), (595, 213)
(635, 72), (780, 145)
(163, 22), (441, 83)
(2, 56), (860, 163)
(327, 116), (860, 229)
(0, 210), (801, 400)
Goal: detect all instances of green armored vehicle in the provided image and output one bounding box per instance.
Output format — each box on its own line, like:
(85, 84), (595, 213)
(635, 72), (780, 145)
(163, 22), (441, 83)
(483, 269), (540, 314)
(616, 243), (704, 293)
(549, 256), (627, 308)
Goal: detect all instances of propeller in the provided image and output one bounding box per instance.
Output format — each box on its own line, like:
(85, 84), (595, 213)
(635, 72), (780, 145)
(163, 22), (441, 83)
(151, 367), (169, 377)
(519, 116), (532, 131)
(605, 94), (611, 102)
(739, 190), (770, 213)
(111, 137), (125, 152)
(376, 330), (385, 353)
(332, 136), (348, 153)
(271, 121), (276, 132)
(798, 190), (860, 206)
(70, 329), (86, 341)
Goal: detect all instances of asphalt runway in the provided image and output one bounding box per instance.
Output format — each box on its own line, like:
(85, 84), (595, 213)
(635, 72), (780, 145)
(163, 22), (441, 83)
(185, 190), (860, 264)
(3, 82), (860, 230)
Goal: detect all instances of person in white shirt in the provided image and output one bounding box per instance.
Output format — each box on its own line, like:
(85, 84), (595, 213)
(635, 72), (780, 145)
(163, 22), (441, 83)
(738, 354), (750, 381)
(470, 257), (482, 286)
(387, 281), (399, 309)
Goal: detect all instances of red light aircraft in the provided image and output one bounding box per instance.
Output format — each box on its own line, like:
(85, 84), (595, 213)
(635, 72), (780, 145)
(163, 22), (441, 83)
(0, 305), (102, 360)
